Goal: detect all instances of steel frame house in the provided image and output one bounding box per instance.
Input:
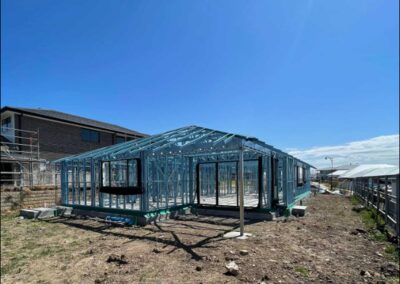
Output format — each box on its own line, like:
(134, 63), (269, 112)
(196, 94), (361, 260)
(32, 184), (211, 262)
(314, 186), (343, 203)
(55, 126), (312, 224)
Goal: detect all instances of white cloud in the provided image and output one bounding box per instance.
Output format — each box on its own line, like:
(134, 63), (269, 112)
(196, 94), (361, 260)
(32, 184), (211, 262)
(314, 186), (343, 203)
(288, 134), (399, 169)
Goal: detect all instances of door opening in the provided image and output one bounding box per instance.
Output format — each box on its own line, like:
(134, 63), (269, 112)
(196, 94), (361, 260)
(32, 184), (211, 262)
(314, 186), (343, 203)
(197, 160), (260, 208)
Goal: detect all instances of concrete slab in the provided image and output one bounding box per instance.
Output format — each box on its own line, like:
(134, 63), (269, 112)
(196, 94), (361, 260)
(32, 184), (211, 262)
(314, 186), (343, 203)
(19, 208), (57, 219)
(35, 207), (58, 218)
(291, 205), (307, 217)
(20, 207), (57, 219)
(20, 209), (40, 219)
(55, 206), (73, 216)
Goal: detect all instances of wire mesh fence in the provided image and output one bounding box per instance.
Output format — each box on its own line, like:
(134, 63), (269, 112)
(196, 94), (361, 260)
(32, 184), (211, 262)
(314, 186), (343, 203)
(349, 176), (400, 237)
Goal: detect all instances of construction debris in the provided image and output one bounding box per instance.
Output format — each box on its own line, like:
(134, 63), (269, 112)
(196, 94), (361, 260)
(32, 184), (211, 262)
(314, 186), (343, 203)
(152, 248), (163, 254)
(225, 261), (239, 276)
(20, 207), (57, 219)
(352, 205), (365, 212)
(291, 205), (307, 217)
(106, 254), (128, 265)
(380, 262), (399, 277)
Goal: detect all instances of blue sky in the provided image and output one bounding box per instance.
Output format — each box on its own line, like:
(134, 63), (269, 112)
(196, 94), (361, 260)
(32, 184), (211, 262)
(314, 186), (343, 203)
(1, 0), (399, 166)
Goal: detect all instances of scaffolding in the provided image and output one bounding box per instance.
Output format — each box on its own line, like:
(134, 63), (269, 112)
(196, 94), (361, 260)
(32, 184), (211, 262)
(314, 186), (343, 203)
(1, 127), (54, 189)
(55, 126), (312, 220)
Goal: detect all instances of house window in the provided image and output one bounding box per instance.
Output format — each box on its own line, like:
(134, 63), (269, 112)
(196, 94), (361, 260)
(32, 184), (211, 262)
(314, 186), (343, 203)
(115, 136), (126, 144)
(297, 166), (305, 186)
(100, 159), (142, 195)
(81, 129), (100, 143)
(1, 117), (11, 129)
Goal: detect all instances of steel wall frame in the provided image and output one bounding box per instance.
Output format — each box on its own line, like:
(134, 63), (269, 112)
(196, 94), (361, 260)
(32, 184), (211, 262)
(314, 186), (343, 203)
(55, 126), (312, 213)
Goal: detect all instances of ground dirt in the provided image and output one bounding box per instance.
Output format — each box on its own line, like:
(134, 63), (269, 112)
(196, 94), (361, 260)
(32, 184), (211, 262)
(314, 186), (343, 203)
(1, 194), (399, 284)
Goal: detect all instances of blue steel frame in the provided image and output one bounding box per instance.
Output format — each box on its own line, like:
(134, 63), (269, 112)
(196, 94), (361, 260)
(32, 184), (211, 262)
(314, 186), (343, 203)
(55, 126), (312, 213)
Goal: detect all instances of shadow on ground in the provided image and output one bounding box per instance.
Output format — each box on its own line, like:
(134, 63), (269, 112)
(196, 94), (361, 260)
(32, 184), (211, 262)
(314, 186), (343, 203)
(42, 215), (260, 261)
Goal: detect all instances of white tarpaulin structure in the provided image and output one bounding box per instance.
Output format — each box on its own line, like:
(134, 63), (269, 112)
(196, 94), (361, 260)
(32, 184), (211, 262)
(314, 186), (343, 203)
(339, 164), (399, 179)
(340, 164), (399, 237)
(328, 170), (348, 177)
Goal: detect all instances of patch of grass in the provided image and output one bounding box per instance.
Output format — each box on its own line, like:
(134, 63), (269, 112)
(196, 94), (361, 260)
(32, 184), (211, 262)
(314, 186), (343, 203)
(385, 244), (396, 254)
(1, 212), (20, 221)
(139, 268), (160, 282)
(22, 241), (37, 251)
(370, 230), (387, 242)
(359, 208), (385, 231)
(1, 216), (78, 277)
(1, 253), (26, 275)
(1, 234), (13, 246)
(384, 244), (400, 261)
(294, 266), (309, 277)
(357, 207), (392, 242)
(387, 277), (400, 284)
(38, 247), (55, 257)
(35, 280), (51, 284)
(1, 262), (19, 276)
(38, 245), (65, 257)
(352, 202), (399, 262)
(350, 195), (359, 205)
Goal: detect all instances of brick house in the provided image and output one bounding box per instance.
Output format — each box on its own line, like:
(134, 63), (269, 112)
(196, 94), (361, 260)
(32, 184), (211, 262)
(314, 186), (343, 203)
(1, 106), (146, 161)
(1, 106), (146, 187)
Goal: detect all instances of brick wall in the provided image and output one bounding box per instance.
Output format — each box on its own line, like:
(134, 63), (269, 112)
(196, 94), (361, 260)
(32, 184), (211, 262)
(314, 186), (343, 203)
(19, 115), (114, 161)
(1, 189), (61, 211)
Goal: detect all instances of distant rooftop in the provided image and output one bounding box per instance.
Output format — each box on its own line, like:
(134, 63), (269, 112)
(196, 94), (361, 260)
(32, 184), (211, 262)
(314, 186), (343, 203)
(319, 164), (358, 171)
(339, 164), (399, 178)
(1, 106), (147, 138)
(327, 170), (348, 176)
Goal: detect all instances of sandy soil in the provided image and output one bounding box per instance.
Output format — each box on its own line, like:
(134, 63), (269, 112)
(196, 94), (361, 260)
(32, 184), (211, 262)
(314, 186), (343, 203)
(1, 194), (399, 284)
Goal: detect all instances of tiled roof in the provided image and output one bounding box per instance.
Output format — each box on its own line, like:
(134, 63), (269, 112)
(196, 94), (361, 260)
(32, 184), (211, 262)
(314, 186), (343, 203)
(1, 106), (147, 137)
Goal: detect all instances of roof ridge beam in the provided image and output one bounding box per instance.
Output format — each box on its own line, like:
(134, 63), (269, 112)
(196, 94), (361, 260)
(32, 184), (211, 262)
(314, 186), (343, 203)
(79, 126), (194, 160)
(109, 126), (198, 158)
(151, 127), (207, 152)
(212, 133), (233, 145)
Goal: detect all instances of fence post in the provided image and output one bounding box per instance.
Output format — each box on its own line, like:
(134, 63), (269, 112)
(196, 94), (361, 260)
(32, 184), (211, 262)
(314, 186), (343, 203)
(356, 178), (359, 197)
(376, 178), (380, 212)
(354, 179), (357, 196)
(368, 178), (372, 208)
(356, 178), (359, 198)
(364, 180), (367, 206)
(370, 178), (373, 207)
(396, 175), (399, 237)
(384, 176), (388, 224)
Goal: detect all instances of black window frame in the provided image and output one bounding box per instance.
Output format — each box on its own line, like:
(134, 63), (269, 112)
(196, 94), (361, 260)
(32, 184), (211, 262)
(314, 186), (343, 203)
(80, 128), (100, 143)
(100, 158), (142, 195)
